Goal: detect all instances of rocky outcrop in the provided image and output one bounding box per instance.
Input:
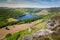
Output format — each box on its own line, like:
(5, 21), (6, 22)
(23, 29), (54, 40)
(23, 15), (60, 40)
(33, 29), (53, 37)
(46, 15), (60, 40)
(32, 29), (54, 40)
(46, 15), (60, 34)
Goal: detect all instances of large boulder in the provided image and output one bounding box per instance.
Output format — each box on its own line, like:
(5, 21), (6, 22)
(22, 35), (33, 40)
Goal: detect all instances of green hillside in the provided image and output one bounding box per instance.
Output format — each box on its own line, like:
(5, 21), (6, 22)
(0, 8), (43, 28)
(5, 13), (57, 40)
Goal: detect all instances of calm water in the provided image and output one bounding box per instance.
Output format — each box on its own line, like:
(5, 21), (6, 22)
(16, 14), (38, 20)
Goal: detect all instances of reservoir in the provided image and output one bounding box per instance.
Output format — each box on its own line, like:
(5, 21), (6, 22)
(16, 14), (38, 20)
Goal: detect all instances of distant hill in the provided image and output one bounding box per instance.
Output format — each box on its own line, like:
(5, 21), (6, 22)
(0, 7), (60, 28)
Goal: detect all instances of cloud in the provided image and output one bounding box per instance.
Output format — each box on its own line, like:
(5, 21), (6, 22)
(6, 0), (12, 3)
(0, 0), (60, 8)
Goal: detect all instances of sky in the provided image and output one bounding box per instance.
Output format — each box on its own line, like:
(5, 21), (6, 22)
(0, 0), (60, 8)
